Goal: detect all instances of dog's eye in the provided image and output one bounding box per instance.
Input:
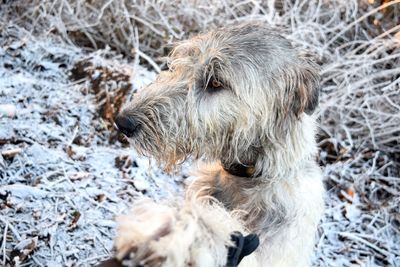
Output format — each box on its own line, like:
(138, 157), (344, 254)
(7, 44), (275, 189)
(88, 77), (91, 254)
(207, 78), (223, 91)
(212, 79), (223, 88)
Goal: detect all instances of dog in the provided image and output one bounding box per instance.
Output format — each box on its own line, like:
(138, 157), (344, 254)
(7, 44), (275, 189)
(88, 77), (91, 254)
(109, 22), (324, 267)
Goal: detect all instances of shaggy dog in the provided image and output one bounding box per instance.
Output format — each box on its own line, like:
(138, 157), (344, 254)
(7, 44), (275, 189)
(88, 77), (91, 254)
(108, 23), (324, 267)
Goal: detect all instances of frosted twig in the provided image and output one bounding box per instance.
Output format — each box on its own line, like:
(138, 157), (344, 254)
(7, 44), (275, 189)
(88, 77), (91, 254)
(1, 218), (8, 266)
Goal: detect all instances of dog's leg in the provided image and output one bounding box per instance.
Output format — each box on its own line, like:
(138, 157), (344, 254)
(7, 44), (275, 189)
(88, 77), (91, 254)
(114, 198), (259, 267)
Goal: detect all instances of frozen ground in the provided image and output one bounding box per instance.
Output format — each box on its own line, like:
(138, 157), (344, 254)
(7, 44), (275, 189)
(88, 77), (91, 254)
(0, 29), (184, 267)
(1, 0), (400, 266)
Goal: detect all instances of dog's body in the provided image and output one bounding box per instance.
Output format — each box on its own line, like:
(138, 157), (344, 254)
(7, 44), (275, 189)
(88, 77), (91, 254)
(114, 23), (324, 267)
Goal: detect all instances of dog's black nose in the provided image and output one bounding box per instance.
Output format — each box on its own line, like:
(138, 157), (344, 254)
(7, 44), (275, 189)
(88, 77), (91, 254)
(114, 114), (140, 137)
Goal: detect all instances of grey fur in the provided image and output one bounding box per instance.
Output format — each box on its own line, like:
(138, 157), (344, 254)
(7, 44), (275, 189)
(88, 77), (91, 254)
(115, 22), (324, 267)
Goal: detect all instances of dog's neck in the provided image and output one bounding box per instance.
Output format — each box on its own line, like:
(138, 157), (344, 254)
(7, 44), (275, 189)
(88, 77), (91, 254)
(259, 115), (318, 180)
(222, 115), (318, 179)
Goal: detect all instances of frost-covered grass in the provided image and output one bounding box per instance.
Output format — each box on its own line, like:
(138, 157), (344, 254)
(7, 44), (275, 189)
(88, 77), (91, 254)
(1, 0), (400, 266)
(0, 27), (183, 267)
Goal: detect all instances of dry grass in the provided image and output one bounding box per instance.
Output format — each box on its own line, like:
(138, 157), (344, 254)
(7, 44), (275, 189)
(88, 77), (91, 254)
(1, 0), (399, 266)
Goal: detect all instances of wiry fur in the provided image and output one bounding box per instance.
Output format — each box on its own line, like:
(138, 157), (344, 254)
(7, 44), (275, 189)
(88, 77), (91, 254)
(115, 23), (324, 267)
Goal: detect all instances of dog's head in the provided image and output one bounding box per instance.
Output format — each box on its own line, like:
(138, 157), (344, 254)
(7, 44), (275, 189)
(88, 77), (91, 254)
(116, 23), (319, 171)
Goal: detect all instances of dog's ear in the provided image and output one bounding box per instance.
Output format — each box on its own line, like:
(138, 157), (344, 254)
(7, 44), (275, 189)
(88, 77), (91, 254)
(285, 54), (320, 117)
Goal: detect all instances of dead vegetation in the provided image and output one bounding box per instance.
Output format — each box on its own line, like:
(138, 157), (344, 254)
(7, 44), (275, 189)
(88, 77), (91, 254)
(70, 54), (134, 144)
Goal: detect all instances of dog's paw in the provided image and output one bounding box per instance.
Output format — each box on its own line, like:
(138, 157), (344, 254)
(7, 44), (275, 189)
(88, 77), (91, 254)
(113, 200), (258, 267)
(115, 202), (176, 267)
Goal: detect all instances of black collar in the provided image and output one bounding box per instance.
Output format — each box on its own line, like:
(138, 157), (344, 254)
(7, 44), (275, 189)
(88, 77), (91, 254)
(222, 162), (257, 178)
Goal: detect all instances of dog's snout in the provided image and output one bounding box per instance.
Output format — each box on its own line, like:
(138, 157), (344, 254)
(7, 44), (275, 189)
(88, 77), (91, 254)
(114, 114), (140, 137)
